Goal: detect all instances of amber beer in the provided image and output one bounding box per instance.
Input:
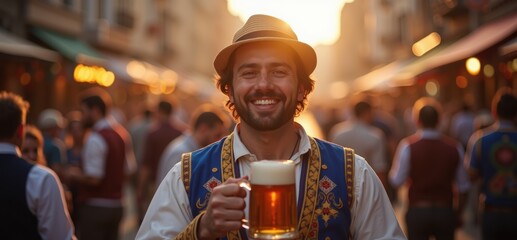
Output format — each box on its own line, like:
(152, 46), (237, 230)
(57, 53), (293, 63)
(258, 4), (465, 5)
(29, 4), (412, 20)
(248, 160), (298, 239)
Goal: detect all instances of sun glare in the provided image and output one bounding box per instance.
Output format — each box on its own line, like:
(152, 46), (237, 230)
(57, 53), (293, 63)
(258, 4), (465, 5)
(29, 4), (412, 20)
(227, 0), (349, 46)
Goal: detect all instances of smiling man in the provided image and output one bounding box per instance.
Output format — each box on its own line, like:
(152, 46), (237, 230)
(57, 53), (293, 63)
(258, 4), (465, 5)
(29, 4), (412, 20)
(136, 14), (405, 240)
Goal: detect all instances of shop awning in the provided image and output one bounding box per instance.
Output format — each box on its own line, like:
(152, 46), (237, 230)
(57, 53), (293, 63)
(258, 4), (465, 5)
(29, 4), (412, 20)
(352, 59), (413, 92)
(401, 13), (517, 79)
(500, 36), (517, 56)
(31, 27), (105, 65)
(0, 28), (59, 62)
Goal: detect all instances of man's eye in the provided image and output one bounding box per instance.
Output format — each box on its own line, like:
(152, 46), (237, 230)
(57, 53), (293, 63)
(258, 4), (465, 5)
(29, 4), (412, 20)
(242, 71), (257, 77)
(272, 70), (288, 77)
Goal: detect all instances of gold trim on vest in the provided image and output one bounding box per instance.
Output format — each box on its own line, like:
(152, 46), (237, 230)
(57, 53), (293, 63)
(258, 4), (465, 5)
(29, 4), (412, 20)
(298, 137), (322, 239)
(220, 134), (243, 240)
(181, 152), (192, 194)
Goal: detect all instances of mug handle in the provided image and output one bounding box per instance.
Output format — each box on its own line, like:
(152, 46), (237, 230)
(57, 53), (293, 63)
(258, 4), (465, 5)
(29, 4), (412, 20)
(238, 180), (251, 229)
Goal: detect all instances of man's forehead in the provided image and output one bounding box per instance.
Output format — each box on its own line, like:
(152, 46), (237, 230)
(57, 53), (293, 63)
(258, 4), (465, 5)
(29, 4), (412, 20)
(233, 42), (297, 67)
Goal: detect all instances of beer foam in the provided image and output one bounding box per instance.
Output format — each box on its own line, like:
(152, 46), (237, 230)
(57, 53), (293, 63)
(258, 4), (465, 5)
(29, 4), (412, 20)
(250, 160), (295, 185)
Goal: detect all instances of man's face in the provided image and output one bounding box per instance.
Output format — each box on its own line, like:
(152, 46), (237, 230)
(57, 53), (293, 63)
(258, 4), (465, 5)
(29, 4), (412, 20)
(199, 123), (228, 147)
(80, 104), (95, 129)
(229, 42), (303, 131)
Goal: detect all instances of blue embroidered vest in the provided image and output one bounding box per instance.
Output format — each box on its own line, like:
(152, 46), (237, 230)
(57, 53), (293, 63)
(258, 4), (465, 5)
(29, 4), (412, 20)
(181, 134), (354, 239)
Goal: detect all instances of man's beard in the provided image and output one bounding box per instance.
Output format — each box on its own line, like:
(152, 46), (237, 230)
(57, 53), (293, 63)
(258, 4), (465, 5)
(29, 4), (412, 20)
(82, 117), (95, 129)
(234, 90), (296, 131)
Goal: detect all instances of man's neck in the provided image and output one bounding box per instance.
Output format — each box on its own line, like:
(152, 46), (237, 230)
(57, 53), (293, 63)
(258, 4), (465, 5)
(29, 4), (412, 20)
(238, 121), (299, 160)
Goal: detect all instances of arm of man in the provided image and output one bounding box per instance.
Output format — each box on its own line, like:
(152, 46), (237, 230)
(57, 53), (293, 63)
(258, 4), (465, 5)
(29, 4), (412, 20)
(28, 166), (76, 240)
(65, 131), (107, 186)
(454, 143), (471, 227)
(136, 160), (248, 240)
(351, 155), (406, 239)
(389, 139), (411, 188)
(464, 131), (483, 182)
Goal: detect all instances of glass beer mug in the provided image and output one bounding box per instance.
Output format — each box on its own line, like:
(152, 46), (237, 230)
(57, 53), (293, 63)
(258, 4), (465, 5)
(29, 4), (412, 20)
(240, 160), (299, 239)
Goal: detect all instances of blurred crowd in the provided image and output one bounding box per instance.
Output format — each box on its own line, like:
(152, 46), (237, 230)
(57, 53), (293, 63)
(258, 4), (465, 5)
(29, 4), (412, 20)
(1, 84), (517, 240)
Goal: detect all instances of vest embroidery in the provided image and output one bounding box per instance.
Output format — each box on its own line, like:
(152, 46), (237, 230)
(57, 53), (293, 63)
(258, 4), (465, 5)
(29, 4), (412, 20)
(298, 137), (321, 239)
(182, 134), (354, 240)
(315, 176), (343, 227)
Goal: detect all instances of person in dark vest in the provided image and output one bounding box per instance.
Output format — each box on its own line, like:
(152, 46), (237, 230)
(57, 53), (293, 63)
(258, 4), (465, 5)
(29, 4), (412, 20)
(136, 14), (405, 239)
(390, 97), (471, 240)
(64, 87), (136, 240)
(465, 87), (517, 239)
(0, 91), (75, 239)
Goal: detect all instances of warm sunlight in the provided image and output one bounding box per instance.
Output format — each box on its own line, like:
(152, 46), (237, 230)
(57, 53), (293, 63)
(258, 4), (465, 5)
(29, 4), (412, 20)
(227, 0), (351, 46)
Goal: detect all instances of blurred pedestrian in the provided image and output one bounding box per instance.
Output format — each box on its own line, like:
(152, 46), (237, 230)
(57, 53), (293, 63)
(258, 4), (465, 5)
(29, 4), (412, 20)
(38, 108), (67, 175)
(0, 91), (75, 239)
(65, 87), (136, 240)
(329, 98), (389, 187)
(390, 97), (471, 240)
(450, 98), (476, 149)
(63, 110), (86, 222)
(465, 87), (517, 239)
(156, 104), (231, 184)
(65, 110), (86, 167)
(128, 107), (152, 167)
(21, 124), (47, 166)
(136, 99), (182, 223)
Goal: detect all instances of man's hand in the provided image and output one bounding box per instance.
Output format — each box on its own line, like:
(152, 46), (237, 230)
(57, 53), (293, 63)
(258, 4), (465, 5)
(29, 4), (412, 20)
(198, 177), (248, 239)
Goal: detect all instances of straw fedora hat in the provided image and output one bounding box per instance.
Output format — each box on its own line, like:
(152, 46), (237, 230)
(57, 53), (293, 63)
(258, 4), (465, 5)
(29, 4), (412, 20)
(214, 14), (317, 76)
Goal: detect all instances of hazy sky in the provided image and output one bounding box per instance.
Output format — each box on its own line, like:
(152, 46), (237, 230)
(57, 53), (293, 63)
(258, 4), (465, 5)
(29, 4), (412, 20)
(227, 0), (351, 46)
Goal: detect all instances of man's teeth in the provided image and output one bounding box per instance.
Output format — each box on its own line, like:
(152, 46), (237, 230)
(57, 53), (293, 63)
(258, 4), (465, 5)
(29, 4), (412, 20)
(254, 99), (276, 105)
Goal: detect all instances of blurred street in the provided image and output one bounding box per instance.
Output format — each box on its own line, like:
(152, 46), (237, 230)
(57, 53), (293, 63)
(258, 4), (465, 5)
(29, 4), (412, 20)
(1, 0), (516, 239)
(393, 185), (482, 240)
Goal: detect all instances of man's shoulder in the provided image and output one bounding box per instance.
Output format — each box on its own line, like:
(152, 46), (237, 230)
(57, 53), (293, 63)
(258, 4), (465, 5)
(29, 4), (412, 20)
(29, 164), (61, 185)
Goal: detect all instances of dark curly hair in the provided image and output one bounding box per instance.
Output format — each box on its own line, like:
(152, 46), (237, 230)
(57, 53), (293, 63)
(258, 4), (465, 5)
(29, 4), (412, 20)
(215, 43), (315, 120)
(0, 91), (29, 139)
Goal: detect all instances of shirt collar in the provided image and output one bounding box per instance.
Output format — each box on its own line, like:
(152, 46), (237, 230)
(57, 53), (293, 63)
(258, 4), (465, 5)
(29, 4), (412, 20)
(496, 120), (516, 129)
(232, 122), (311, 164)
(93, 116), (114, 130)
(417, 129), (442, 139)
(0, 143), (22, 157)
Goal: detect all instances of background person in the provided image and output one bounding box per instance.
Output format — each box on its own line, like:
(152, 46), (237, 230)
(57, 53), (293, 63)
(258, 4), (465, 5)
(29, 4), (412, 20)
(329, 98), (389, 188)
(156, 104), (231, 184)
(21, 124), (47, 166)
(389, 97), (471, 240)
(465, 87), (517, 239)
(136, 99), (183, 223)
(38, 108), (67, 175)
(0, 91), (75, 240)
(65, 87), (136, 240)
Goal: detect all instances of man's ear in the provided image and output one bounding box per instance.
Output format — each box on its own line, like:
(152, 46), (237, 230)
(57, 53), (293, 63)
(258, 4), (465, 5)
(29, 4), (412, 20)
(16, 124), (24, 140)
(228, 88), (235, 103)
(297, 85), (305, 101)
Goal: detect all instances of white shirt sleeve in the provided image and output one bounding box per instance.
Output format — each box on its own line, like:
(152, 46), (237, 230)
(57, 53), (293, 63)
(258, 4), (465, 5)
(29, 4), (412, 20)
(371, 133), (388, 173)
(135, 162), (193, 239)
(351, 155), (406, 239)
(82, 132), (107, 178)
(27, 165), (75, 240)
(454, 143), (471, 193)
(389, 139), (411, 188)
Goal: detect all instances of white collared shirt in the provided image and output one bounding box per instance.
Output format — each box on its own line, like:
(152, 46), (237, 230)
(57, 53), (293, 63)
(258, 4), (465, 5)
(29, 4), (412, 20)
(136, 124), (405, 239)
(0, 143), (75, 240)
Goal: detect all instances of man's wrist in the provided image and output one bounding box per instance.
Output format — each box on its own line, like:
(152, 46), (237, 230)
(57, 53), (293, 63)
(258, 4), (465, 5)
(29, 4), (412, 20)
(196, 211), (213, 239)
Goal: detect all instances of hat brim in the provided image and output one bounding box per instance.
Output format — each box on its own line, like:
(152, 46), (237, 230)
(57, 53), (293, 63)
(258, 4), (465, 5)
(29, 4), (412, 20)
(214, 37), (317, 77)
